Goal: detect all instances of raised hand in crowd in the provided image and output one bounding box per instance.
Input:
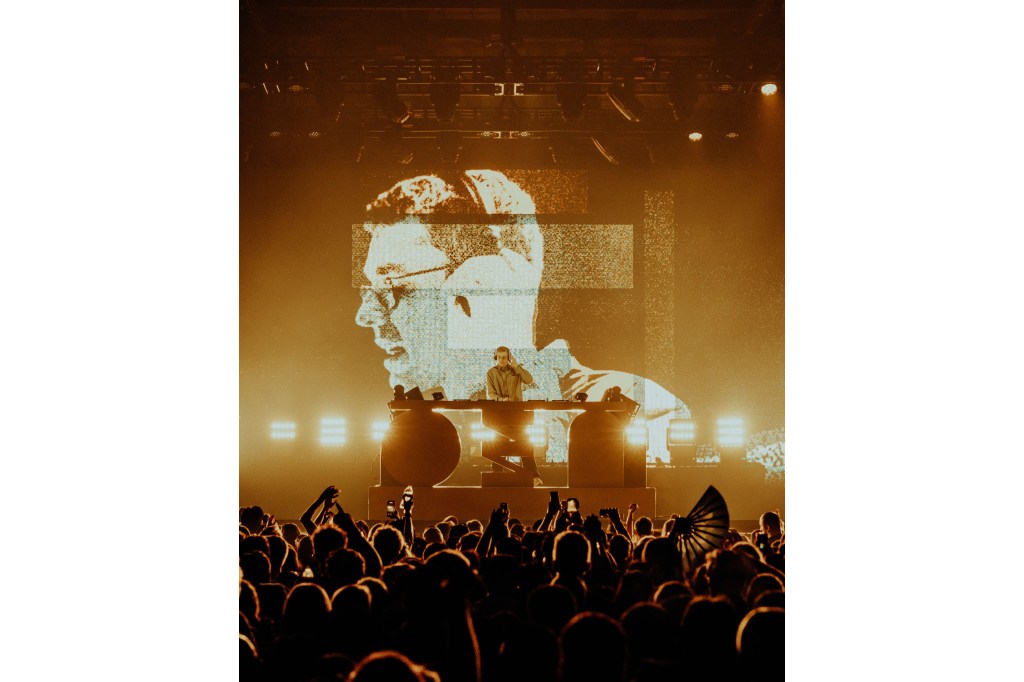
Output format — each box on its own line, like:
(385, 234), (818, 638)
(553, 499), (570, 533)
(583, 513), (618, 586)
(554, 498), (582, 533)
(539, 491), (560, 532)
(260, 513), (281, 537)
(300, 485), (338, 534)
(604, 507), (631, 540)
(625, 502), (638, 539)
(582, 513), (604, 546)
(315, 491), (339, 526)
(751, 529), (770, 554)
(479, 504), (510, 556)
(666, 513), (683, 540)
(333, 504), (382, 579)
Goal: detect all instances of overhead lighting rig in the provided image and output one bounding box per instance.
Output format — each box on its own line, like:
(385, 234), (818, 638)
(239, 56), (782, 163)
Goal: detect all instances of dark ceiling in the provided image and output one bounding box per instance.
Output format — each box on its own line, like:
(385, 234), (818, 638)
(240, 0), (784, 164)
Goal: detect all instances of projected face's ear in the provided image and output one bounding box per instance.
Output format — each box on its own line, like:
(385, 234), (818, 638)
(444, 250), (541, 293)
(443, 250), (540, 350)
(454, 295), (471, 317)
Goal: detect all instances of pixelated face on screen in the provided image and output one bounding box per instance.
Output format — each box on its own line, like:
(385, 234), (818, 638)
(355, 219), (452, 391)
(355, 172), (543, 393)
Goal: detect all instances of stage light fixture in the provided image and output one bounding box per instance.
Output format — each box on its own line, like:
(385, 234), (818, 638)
(430, 73), (460, 124)
(436, 131), (462, 165)
(667, 418), (696, 445)
(319, 417), (347, 446)
(371, 420), (390, 441)
(561, 81), (585, 121)
(716, 417), (746, 447)
(591, 136), (620, 165)
(574, 392), (588, 402)
(605, 81), (645, 123)
(270, 421), (296, 440)
(557, 81), (587, 122)
(625, 423), (648, 446)
(761, 83), (778, 96)
(688, 132), (703, 142)
(556, 61), (587, 123)
(668, 71), (699, 122)
(374, 77), (410, 124)
(725, 132), (740, 139)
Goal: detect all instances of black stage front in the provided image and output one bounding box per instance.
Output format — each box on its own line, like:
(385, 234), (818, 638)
(368, 458), (781, 527)
(240, 453), (782, 531)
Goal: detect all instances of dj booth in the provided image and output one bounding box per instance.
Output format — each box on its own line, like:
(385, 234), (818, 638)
(368, 399), (656, 521)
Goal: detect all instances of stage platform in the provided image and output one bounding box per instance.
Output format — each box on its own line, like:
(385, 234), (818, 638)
(369, 485), (655, 525)
(240, 453), (782, 531)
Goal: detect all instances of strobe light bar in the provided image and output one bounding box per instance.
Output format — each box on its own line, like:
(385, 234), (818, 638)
(319, 417), (347, 446)
(716, 417), (745, 448)
(667, 419), (696, 446)
(625, 423), (648, 446)
(270, 421), (296, 440)
(371, 420), (390, 441)
(470, 423), (496, 441)
(526, 423), (549, 447)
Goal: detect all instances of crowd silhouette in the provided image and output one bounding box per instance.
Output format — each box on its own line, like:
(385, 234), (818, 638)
(239, 487), (784, 681)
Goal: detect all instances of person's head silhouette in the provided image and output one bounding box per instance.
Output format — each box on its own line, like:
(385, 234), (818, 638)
(559, 612), (628, 682)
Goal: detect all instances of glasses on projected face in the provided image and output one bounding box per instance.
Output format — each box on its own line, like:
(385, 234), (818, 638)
(359, 264), (450, 314)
